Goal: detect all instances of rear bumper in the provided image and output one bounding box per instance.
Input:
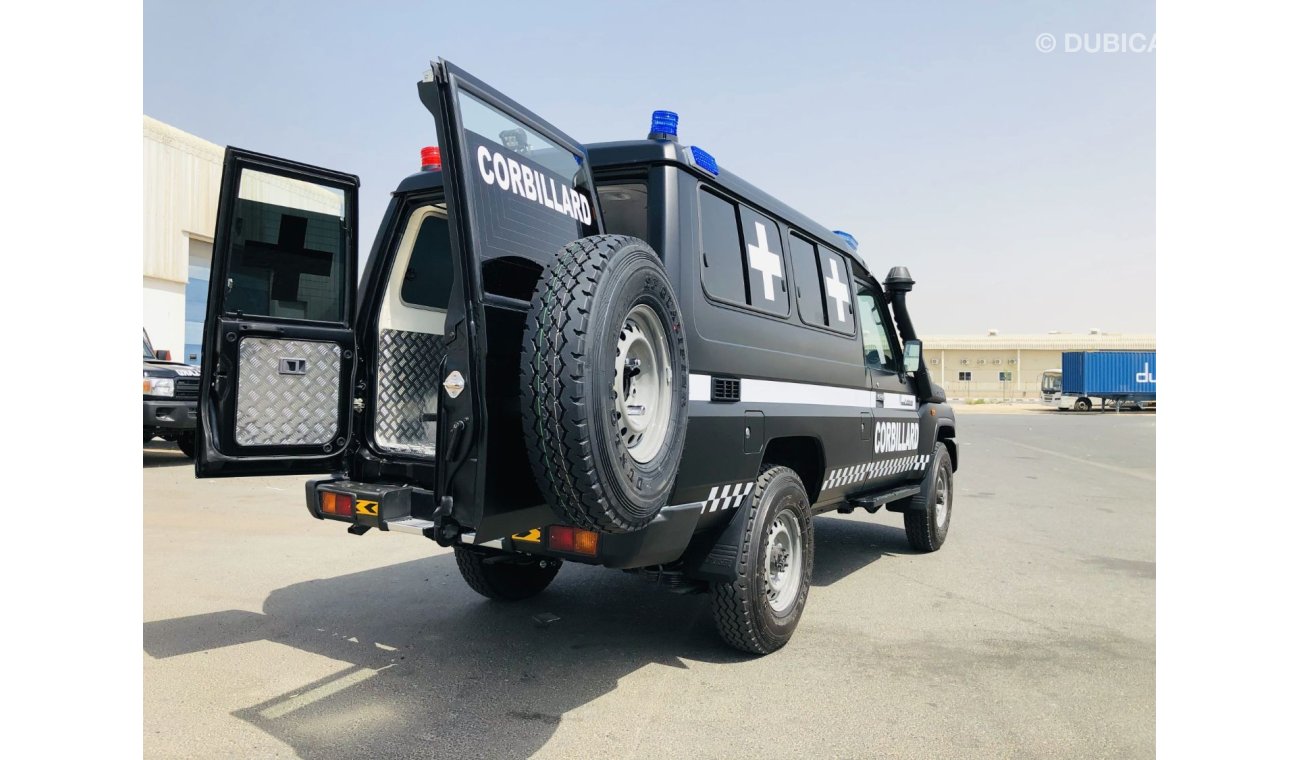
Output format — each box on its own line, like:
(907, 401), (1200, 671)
(305, 477), (704, 569)
(143, 399), (197, 431)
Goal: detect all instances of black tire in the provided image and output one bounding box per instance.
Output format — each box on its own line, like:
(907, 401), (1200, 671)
(454, 547), (561, 601)
(905, 443), (953, 552)
(1073, 397), (1092, 412)
(521, 235), (689, 534)
(144, 432), (154, 445)
(176, 432), (196, 458)
(710, 466), (814, 655)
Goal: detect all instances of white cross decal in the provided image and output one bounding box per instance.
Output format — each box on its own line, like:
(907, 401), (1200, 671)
(746, 222), (784, 301)
(824, 257), (850, 322)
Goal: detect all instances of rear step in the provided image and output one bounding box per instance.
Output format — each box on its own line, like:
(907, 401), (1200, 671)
(386, 517), (438, 534)
(838, 485), (921, 514)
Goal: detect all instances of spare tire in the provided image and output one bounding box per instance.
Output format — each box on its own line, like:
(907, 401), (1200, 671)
(521, 235), (689, 533)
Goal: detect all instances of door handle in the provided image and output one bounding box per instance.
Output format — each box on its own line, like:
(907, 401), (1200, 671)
(279, 358), (307, 375)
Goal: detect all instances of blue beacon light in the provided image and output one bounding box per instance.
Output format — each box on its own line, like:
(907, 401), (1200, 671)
(648, 110), (679, 141)
(689, 146), (719, 176)
(832, 230), (859, 252)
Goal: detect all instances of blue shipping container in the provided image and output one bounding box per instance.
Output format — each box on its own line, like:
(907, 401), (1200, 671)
(1061, 351), (1157, 399)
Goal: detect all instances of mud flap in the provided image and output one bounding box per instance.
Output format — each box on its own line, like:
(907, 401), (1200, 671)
(680, 505), (752, 584)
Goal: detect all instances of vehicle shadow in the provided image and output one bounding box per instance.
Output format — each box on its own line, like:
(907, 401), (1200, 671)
(143, 441), (191, 468)
(811, 514), (911, 586)
(143, 514), (911, 759)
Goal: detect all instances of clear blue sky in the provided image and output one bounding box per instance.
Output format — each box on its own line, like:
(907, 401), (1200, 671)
(145, 0), (1154, 334)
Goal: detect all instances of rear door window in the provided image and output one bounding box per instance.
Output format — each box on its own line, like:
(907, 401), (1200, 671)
(455, 91), (599, 266)
(225, 169), (348, 322)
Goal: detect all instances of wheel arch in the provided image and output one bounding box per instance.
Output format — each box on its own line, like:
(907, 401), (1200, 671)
(937, 422), (958, 472)
(759, 435), (825, 503)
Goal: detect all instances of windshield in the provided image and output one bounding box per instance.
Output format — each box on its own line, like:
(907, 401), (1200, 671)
(143, 330), (155, 359)
(1041, 373), (1062, 392)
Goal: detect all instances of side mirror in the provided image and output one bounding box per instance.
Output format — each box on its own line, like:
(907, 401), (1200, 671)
(154, 349), (172, 361)
(903, 340), (921, 373)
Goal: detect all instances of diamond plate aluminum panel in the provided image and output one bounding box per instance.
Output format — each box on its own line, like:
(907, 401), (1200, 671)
(236, 338), (341, 447)
(373, 329), (447, 457)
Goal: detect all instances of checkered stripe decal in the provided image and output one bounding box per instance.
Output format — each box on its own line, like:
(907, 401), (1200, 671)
(822, 453), (932, 490)
(701, 481), (756, 513)
(823, 464), (869, 490)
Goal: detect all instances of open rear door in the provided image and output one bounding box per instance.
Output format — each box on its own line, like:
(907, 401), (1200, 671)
(196, 149), (359, 477)
(415, 60), (606, 533)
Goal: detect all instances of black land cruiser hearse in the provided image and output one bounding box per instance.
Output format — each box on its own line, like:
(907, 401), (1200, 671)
(196, 60), (958, 654)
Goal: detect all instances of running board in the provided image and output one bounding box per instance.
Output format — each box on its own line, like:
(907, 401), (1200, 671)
(839, 485), (921, 514)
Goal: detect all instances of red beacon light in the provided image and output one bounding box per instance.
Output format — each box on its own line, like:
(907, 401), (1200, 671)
(420, 146), (441, 171)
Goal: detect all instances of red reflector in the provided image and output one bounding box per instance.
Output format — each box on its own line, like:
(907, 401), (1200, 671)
(548, 525), (575, 552)
(420, 146), (441, 171)
(320, 491), (355, 518)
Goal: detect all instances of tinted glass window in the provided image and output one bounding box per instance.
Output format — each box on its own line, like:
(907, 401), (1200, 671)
(597, 182), (649, 241)
(857, 285), (897, 372)
(699, 189), (747, 305)
(400, 213), (454, 310)
(738, 206), (789, 316)
(788, 232), (825, 326)
(820, 250), (855, 333)
(225, 168), (347, 322)
(457, 91), (598, 266)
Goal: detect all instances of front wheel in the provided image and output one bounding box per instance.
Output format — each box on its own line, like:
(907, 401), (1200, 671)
(454, 548), (561, 601)
(710, 466), (814, 655)
(176, 432), (196, 458)
(1073, 397), (1092, 412)
(905, 443), (954, 552)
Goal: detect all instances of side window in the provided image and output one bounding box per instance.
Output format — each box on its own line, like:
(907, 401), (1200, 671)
(819, 249), (854, 333)
(788, 232), (826, 326)
(400, 212), (454, 310)
(225, 168), (348, 322)
(958, 371), (972, 381)
(856, 283), (898, 372)
(789, 230), (855, 333)
(699, 189), (747, 305)
(738, 206), (789, 316)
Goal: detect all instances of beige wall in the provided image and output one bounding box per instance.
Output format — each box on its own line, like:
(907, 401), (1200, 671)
(927, 348), (1063, 399)
(143, 116), (222, 285)
(143, 277), (185, 359)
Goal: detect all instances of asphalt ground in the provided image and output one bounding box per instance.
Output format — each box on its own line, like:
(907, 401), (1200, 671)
(143, 409), (1155, 759)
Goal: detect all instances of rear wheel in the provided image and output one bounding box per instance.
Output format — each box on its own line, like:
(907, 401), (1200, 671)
(521, 235), (689, 534)
(454, 548), (561, 601)
(710, 466), (814, 655)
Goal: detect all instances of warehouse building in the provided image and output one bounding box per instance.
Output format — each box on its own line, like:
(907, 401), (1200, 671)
(143, 115), (221, 364)
(141, 117), (1156, 390)
(921, 331), (1156, 400)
